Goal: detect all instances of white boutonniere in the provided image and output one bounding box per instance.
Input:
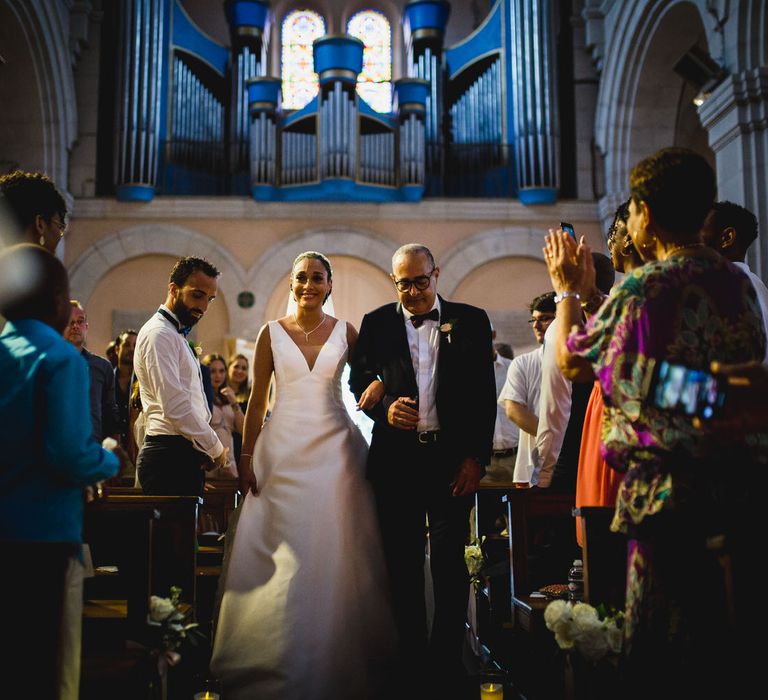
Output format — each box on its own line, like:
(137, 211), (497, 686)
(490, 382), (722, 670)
(440, 319), (458, 344)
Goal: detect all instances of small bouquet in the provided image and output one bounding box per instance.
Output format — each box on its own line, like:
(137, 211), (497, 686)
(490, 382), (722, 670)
(147, 587), (206, 684)
(544, 600), (623, 663)
(464, 536), (486, 589)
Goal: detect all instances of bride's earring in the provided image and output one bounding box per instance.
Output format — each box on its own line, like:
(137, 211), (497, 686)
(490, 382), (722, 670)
(39, 235), (46, 246)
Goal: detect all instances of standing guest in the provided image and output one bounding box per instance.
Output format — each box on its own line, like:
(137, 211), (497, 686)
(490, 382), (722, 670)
(0, 170), (68, 252)
(114, 329), (138, 456)
(485, 327), (518, 483)
(227, 353), (250, 461)
(493, 342), (514, 360)
(574, 202), (643, 547)
(201, 353), (243, 479)
(701, 201), (768, 363)
(106, 337), (119, 368)
(350, 243), (496, 694)
(500, 292), (555, 485)
(134, 257), (228, 496)
(0, 244), (122, 700)
(546, 147), (765, 697)
(64, 300), (120, 443)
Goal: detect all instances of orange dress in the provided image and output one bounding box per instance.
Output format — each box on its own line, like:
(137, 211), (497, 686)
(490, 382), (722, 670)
(575, 381), (623, 546)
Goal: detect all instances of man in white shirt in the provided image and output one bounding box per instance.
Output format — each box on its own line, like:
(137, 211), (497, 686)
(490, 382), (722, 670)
(702, 201), (768, 364)
(499, 292), (555, 484)
(134, 257), (228, 495)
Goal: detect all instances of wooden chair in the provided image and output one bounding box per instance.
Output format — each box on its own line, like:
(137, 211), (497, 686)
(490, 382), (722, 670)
(573, 506), (626, 610)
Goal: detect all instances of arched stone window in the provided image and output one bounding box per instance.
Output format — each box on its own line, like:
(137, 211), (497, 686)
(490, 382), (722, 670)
(347, 10), (391, 113)
(281, 9), (326, 110)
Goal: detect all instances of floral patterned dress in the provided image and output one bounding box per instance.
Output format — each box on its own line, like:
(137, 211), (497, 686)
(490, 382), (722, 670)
(566, 255), (765, 676)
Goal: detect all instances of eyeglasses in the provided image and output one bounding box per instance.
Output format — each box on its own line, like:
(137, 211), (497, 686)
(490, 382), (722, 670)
(392, 268), (435, 293)
(50, 215), (67, 238)
(527, 315), (555, 326)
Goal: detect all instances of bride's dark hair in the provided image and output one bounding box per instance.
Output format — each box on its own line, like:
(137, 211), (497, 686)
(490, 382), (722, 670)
(291, 251), (333, 302)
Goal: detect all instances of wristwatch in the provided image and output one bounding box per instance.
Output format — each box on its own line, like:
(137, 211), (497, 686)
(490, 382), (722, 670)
(553, 290), (581, 304)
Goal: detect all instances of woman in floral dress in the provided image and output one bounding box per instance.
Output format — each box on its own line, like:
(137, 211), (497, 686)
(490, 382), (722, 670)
(544, 148), (765, 697)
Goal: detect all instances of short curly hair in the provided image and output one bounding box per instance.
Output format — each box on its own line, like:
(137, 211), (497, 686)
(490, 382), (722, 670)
(629, 148), (716, 235)
(169, 257), (220, 286)
(0, 170), (67, 233)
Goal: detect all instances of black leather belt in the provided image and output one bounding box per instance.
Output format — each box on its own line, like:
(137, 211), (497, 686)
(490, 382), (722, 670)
(493, 448), (517, 458)
(416, 430), (440, 444)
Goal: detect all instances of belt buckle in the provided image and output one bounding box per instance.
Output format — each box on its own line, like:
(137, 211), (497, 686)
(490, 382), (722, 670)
(417, 431), (431, 444)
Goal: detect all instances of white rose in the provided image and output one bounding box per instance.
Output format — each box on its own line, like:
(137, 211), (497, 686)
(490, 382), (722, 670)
(575, 624), (610, 662)
(149, 595), (176, 622)
(553, 621), (578, 650)
(572, 602), (599, 626)
(544, 600), (572, 630)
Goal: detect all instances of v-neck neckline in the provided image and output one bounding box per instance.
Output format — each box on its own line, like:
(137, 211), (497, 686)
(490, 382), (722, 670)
(275, 318), (342, 373)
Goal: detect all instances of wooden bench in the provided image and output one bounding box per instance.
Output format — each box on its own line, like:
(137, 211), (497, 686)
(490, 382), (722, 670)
(199, 479), (240, 535)
(83, 492), (200, 639)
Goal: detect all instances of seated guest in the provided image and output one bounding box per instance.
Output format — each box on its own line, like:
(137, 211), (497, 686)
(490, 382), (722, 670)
(574, 202), (642, 546)
(0, 244), (122, 700)
(202, 353), (243, 479)
(545, 147), (765, 697)
(701, 200), (768, 363)
(500, 292), (555, 485)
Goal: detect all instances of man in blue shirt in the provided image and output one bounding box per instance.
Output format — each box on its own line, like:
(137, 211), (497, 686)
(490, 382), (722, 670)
(0, 244), (122, 699)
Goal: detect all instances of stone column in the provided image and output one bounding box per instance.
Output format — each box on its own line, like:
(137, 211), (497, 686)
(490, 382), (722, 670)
(699, 67), (768, 281)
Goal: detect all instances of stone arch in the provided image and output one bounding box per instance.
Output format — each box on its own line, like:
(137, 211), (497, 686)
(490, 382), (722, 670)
(0, 0), (78, 189)
(438, 226), (548, 297)
(594, 0), (716, 226)
(67, 224), (247, 334)
(244, 226), (397, 336)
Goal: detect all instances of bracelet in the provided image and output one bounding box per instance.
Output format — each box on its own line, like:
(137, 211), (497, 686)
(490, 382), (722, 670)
(554, 290), (581, 304)
(240, 453), (252, 458)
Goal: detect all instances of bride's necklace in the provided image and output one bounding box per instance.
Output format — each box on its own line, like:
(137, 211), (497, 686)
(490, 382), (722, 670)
(294, 312), (326, 342)
(666, 241), (706, 257)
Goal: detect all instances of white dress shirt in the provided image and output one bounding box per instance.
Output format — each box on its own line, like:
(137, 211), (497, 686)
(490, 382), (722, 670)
(499, 345), (543, 483)
(533, 319), (572, 487)
(492, 354), (519, 451)
(402, 298), (441, 431)
(734, 261), (768, 364)
(134, 305), (224, 459)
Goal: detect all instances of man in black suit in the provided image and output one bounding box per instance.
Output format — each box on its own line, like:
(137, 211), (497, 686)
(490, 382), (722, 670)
(350, 243), (496, 689)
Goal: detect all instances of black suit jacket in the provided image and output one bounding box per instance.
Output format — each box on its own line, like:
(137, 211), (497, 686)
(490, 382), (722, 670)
(349, 296), (497, 480)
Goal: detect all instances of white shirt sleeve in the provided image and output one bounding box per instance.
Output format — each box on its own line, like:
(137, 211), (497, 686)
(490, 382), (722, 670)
(139, 326), (224, 459)
(499, 355), (528, 406)
(533, 319), (572, 488)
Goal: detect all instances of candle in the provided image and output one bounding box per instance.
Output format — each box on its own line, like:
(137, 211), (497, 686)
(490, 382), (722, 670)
(480, 682), (503, 700)
(193, 693), (220, 700)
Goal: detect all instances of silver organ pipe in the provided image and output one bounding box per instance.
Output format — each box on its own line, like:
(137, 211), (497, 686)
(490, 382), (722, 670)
(115, 0), (166, 191)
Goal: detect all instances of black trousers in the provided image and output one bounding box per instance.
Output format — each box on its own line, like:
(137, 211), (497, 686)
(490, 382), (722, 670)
(369, 436), (473, 679)
(137, 435), (206, 496)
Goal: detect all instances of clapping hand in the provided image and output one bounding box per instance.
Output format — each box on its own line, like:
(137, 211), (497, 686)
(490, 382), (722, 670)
(544, 229), (595, 298)
(357, 379), (385, 410)
(219, 387), (238, 406)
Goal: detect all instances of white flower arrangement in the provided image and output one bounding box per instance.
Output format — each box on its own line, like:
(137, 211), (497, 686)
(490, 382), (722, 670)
(439, 318), (458, 344)
(544, 600), (623, 663)
(465, 537), (485, 588)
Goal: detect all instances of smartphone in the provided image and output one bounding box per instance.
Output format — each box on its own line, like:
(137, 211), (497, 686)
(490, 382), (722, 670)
(560, 221), (577, 241)
(649, 360), (726, 420)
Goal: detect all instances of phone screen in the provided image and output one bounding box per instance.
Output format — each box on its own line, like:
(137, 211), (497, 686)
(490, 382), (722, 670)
(651, 360), (725, 419)
(560, 222), (577, 241)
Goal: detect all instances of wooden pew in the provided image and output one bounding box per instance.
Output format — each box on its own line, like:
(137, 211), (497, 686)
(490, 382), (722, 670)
(83, 491), (200, 639)
(573, 506), (626, 610)
(199, 479), (240, 535)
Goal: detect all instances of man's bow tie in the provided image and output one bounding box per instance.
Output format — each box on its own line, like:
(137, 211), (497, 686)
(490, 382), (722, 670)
(410, 309), (439, 328)
(158, 307), (192, 337)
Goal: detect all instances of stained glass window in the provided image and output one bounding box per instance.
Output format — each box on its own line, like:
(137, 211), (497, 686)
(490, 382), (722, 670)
(347, 10), (392, 113)
(281, 10), (326, 110)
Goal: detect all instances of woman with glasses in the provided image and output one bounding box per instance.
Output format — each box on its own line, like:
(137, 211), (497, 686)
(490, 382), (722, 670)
(544, 148), (765, 696)
(212, 251), (395, 700)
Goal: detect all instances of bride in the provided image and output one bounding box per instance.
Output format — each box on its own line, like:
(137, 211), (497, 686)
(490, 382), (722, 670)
(211, 252), (395, 700)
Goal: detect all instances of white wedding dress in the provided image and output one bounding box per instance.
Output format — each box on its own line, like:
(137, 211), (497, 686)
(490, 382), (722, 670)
(211, 320), (395, 700)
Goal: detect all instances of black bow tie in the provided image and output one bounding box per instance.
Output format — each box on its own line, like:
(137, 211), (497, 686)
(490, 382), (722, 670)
(158, 307), (192, 337)
(410, 309), (439, 328)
